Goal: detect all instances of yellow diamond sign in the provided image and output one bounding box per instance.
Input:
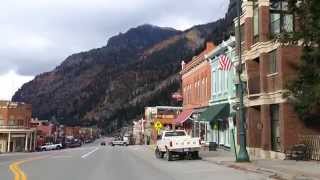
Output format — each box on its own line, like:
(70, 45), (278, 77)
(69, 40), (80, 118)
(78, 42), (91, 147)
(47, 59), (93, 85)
(154, 121), (163, 134)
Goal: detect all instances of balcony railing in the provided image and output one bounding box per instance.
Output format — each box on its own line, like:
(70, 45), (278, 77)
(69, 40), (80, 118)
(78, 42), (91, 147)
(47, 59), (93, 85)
(0, 125), (28, 129)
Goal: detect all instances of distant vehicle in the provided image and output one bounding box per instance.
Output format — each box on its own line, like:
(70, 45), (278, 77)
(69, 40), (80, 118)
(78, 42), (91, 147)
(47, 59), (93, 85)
(155, 130), (201, 161)
(40, 142), (63, 151)
(65, 138), (82, 148)
(100, 141), (106, 146)
(84, 139), (94, 143)
(110, 137), (128, 146)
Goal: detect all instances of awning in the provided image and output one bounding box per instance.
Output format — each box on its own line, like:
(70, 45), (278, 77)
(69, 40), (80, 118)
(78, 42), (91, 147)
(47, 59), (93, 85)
(174, 109), (194, 124)
(198, 103), (230, 122)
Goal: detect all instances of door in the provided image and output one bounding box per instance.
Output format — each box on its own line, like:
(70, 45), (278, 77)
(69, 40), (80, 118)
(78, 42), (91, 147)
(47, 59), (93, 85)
(270, 104), (281, 152)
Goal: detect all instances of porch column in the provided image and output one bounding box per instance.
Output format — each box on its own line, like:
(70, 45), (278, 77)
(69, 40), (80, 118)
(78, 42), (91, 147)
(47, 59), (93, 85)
(33, 130), (37, 150)
(198, 121), (201, 138)
(25, 133), (29, 152)
(204, 123), (207, 141)
(29, 132), (33, 151)
(7, 132), (11, 152)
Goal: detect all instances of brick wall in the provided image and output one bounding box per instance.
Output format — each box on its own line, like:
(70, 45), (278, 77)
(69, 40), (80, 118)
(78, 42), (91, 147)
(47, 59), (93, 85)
(0, 103), (32, 128)
(181, 42), (214, 110)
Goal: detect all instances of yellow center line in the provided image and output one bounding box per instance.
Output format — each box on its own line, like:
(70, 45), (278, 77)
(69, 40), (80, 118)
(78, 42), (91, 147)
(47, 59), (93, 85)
(9, 156), (50, 180)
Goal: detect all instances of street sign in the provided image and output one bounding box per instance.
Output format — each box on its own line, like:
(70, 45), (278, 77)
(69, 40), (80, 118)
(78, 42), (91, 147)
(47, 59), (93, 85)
(154, 121), (163, 134)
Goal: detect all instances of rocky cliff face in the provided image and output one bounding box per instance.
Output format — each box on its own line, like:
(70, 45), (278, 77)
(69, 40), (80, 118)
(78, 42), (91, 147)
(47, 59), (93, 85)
(13, 1), (237, 132)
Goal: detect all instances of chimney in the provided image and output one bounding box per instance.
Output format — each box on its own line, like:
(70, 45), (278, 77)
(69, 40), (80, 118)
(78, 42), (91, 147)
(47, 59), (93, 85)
(181, 60), (186, 70)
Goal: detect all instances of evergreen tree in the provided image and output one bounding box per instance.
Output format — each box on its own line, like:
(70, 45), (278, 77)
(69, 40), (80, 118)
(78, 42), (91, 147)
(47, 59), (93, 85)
(285, 0), (320, 123)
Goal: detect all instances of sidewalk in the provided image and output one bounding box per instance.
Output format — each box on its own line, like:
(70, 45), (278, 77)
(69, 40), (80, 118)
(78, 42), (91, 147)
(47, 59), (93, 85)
(200, 149), (320, 180)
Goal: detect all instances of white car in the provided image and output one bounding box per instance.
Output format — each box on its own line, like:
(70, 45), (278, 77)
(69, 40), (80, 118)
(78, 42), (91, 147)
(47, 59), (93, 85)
(40, 142), (62, 151)
(155, 130), (201, 161)
(110, 137), (128, 146)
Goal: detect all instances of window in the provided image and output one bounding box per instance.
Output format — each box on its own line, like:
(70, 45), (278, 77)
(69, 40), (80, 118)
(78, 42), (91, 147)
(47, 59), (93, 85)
(253, 1), (259, 43)
(270, 13), (281, 34)
(221, 71), (225, 91)
(270, 0), (293, 36)
(202, 79), (205, 101)
(217, 70), (221, 93)
(225, 70), (229, 90)
(165, 131), (186, 137)
(213, 71), (217, 94)
(0, 114), (3, 126)
(205, 77), (208, 97)
(269, 50), (277, 74)
(9, 120), (15, 126)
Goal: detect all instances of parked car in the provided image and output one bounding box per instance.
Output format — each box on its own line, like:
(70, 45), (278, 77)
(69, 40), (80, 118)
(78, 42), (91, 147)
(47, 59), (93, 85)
(155, 130), (201, 161)
(100, 141), (106, 146)
(40, 142), (63, 151)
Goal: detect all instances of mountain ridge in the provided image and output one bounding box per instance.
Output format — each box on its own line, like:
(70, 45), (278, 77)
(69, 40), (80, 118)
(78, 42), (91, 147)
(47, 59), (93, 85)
(13, 1), (237, 132)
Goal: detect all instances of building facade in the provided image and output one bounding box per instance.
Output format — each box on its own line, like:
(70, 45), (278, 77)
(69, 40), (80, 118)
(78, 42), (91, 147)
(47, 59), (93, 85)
(176, 42), (215, 141)
(145, 106), (182, 143)
(203, 36), (237, 149)
(0, 101), (36, 153)
(238, 0), (320, 159)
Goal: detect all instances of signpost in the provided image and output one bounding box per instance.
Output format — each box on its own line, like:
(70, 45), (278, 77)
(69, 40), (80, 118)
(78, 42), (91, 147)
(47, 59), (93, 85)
(154, 121), (163, 135)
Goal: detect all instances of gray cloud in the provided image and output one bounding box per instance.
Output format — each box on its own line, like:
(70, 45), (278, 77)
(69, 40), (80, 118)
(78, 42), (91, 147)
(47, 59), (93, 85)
(0, 0), (228, 76)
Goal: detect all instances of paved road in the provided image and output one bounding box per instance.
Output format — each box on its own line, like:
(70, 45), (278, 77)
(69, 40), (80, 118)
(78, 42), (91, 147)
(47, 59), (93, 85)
(0, 138), (267, 180)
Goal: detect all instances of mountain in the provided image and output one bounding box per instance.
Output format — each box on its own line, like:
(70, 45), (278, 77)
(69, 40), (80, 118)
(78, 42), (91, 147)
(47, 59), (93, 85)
(13, 2), (237, 133)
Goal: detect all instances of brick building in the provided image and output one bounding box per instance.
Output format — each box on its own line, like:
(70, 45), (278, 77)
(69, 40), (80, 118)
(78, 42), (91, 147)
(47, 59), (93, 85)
(0, 101), (36, 153)
(175, 42), (215, 141)
(237, 0), (320, 159)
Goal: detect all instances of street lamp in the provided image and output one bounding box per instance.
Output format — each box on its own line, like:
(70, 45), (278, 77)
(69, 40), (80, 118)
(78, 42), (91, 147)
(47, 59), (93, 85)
(236, 0), (250, 162)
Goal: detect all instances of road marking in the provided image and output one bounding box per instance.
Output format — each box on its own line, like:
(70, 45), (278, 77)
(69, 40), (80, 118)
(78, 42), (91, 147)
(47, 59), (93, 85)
(81, 147), (99, 159)
(9, 156), (49, 180)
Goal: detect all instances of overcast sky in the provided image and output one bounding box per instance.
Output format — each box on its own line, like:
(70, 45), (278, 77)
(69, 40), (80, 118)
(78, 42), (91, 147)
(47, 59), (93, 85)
(0, 0), (228, 100)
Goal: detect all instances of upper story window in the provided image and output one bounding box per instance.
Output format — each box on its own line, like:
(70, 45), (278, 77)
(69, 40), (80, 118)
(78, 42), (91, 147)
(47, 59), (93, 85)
(253, 0), (259, 44)
(269, 50), (277, 74)
(270, 0), (293, 36)
(0, 114), (3, 126)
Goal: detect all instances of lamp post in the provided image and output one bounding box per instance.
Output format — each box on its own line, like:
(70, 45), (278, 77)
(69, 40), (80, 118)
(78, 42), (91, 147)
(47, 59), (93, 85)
(236, 0), (250, 162)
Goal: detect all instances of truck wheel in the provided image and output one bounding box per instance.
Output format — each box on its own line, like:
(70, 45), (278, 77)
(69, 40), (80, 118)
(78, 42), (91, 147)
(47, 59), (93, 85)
(155, 147), (164, 159)
(166, 149), (173, 161)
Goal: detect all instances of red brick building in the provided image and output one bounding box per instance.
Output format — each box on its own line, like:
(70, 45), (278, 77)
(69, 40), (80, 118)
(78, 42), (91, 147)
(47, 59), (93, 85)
(0, 101), (36, 152)
(175, 42), (215, 139)
(238, 0), (320, 159)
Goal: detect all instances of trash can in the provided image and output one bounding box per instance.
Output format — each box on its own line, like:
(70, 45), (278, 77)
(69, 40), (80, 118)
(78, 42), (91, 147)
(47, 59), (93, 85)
(209, 142), (217, 151)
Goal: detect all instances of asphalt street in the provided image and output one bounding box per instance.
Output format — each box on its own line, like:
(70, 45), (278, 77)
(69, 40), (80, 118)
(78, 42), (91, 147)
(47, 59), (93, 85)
(0, 138), (267, 180)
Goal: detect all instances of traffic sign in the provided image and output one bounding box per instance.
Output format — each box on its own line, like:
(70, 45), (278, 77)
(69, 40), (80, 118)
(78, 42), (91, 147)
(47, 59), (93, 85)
(154, 121), (163, 134)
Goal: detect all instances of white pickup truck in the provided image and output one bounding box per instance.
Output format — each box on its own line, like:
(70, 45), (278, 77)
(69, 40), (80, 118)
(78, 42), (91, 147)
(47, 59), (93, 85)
(110, 137), (129, 146)
(40, 142), (62, 151)
(155, 130), (201, 161)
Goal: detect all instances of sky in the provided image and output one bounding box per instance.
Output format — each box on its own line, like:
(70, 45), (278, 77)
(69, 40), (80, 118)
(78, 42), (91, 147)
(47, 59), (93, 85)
(0, 0), (228, 100)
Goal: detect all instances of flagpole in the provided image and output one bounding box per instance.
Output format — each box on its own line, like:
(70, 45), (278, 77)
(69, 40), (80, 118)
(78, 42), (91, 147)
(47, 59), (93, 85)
(236, 0), (250, 162)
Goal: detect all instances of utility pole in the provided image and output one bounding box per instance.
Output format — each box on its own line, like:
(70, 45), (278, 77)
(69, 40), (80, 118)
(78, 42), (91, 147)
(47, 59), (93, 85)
(236, 0), (250, 162)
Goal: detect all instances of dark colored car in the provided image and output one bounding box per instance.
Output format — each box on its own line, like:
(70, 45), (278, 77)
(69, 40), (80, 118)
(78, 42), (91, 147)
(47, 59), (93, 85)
(65, 139), (82, 148)
(100, 141), (106, 146)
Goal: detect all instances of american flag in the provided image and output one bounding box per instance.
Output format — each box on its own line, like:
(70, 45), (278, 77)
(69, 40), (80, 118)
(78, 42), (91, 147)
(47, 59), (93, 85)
(218, 54), (233, 71)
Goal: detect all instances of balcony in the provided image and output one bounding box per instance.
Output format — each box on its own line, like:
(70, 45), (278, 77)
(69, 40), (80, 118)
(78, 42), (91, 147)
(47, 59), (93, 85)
(0, 125), (28, 129)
